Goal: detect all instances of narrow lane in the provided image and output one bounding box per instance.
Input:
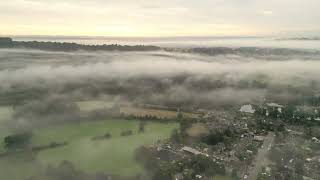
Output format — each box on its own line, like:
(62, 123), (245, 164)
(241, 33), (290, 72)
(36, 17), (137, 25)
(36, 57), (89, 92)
(247, 132), (275, 180)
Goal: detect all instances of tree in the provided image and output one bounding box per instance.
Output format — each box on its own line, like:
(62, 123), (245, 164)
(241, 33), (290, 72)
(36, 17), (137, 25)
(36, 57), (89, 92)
(232, 169), (240, 180)
(177, 111), (183, 119)
(4, 132), (32, 150)
(202, 131), (225, 145)
(153, 162), (176, 180)
(138, 121), (146, 133)
(188, 155), (225, 176)
(171, 129), (181, 143)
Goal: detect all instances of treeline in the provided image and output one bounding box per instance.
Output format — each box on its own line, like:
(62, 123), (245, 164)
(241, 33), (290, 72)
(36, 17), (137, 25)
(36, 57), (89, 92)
(165, 47), (320, 57)
(0, 37), (161, 52)
(3, 37), (319, 55)
(0, 37), (13, 48)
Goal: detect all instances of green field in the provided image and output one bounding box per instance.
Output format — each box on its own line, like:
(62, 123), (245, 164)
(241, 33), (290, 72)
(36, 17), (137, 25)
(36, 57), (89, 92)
(77, 100), (115, 112)
(213, 175), (232, 180)
(0, 119), (178, 180)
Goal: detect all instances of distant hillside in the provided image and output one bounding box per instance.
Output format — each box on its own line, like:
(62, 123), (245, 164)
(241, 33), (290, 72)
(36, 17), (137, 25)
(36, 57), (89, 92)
(165, 46), (320, 57)
(0, 37), (14, 48)
(277, 37), (320, 41)
(0, 37), (161, 52)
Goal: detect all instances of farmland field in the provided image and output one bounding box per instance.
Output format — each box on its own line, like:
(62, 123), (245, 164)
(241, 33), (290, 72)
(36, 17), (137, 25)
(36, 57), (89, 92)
(77, 100), (202, 119)
(77, 100), (115, 112)
(0, 119), (178, 180)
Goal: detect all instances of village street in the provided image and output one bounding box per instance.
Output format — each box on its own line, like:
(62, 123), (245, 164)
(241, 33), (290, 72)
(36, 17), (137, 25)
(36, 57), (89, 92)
(247, 132), (275, 180)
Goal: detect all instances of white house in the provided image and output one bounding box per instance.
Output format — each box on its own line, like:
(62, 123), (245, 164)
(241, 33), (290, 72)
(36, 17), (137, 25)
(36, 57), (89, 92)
(240, 104), (255, 114)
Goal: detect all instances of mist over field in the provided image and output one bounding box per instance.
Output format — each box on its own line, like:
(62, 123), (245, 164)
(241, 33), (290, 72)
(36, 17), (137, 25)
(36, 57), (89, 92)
(1, 47), (319, 112)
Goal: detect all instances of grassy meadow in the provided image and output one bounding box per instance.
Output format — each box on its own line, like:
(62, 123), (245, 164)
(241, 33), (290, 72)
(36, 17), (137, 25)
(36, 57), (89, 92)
(0, 118), (178, 180)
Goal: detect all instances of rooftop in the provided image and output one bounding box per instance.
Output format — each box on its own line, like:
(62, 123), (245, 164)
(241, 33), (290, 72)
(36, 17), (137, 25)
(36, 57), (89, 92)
(266, 103), (284, 108)
(239, 104), (255, 114)
(181, 146), (202, 155)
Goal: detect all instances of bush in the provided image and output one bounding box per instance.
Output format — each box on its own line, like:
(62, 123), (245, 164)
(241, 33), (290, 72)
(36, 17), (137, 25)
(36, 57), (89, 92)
(121, 130), (133, 136)
(4, 132), (33, 150)
(202, 128), (236, 146)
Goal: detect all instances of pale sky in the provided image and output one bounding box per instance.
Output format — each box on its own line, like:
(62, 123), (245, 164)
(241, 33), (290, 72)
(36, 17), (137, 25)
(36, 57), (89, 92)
(1, 0), (319, 37)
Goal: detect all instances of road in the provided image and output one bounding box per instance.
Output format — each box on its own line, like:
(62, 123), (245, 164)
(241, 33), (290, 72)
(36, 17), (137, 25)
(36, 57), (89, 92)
(246, 132), (275, 180)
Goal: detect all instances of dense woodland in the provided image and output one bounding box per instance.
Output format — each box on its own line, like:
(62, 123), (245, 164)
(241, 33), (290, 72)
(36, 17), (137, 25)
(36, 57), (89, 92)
(0, 37), (160, 52)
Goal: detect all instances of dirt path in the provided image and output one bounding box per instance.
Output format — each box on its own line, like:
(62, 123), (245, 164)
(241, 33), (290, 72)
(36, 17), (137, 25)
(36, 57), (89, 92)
(246, 132), (275, 180)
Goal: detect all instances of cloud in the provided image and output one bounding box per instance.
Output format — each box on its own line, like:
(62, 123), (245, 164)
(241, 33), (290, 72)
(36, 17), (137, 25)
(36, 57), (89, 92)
(1, 0), (320, 36)
(0, 48), (319, 110)
(261, 10), (273, 15)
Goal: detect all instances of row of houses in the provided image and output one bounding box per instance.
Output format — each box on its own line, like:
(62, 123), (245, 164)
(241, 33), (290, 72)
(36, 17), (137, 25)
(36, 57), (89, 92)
(239, 103), (284, 115)
(239, 103), (320, 121)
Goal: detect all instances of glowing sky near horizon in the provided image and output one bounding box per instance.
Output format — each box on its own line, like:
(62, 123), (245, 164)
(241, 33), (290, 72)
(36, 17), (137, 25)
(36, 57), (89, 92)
(0, 0), (319, 37)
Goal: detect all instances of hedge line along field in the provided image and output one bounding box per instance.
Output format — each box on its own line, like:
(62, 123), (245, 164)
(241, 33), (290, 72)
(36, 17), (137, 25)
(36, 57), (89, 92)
(120, 106), (201, 119)
(0, 119), (178, 180)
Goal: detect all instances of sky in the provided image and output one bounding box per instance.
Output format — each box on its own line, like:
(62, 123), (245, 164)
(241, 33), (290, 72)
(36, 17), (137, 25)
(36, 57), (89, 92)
(0, 0), (319, 37)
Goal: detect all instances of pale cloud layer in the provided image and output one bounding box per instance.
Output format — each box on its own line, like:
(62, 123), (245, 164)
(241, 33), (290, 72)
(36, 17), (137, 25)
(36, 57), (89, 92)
(0, 0), (319, 36)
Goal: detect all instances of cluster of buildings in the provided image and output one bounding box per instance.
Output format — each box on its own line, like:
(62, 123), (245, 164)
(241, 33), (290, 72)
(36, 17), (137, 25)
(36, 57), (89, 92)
(239, 102), (320, 121)
(239, 103), (284, 116)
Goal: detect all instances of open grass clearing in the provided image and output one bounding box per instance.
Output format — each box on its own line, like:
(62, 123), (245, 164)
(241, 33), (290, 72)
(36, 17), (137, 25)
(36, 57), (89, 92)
(0, 119), (178, 179)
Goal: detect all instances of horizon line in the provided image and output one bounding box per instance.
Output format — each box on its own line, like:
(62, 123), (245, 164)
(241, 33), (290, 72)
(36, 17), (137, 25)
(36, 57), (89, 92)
(4, 34), (269, 39)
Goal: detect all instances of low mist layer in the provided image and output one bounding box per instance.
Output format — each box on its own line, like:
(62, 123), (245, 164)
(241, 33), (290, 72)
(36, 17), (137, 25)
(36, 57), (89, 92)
(1, 48), (319, 110)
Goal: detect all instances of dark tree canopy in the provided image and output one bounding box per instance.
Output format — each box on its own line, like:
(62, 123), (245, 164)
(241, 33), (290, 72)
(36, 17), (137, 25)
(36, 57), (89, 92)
(4, 132), (33, 150)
